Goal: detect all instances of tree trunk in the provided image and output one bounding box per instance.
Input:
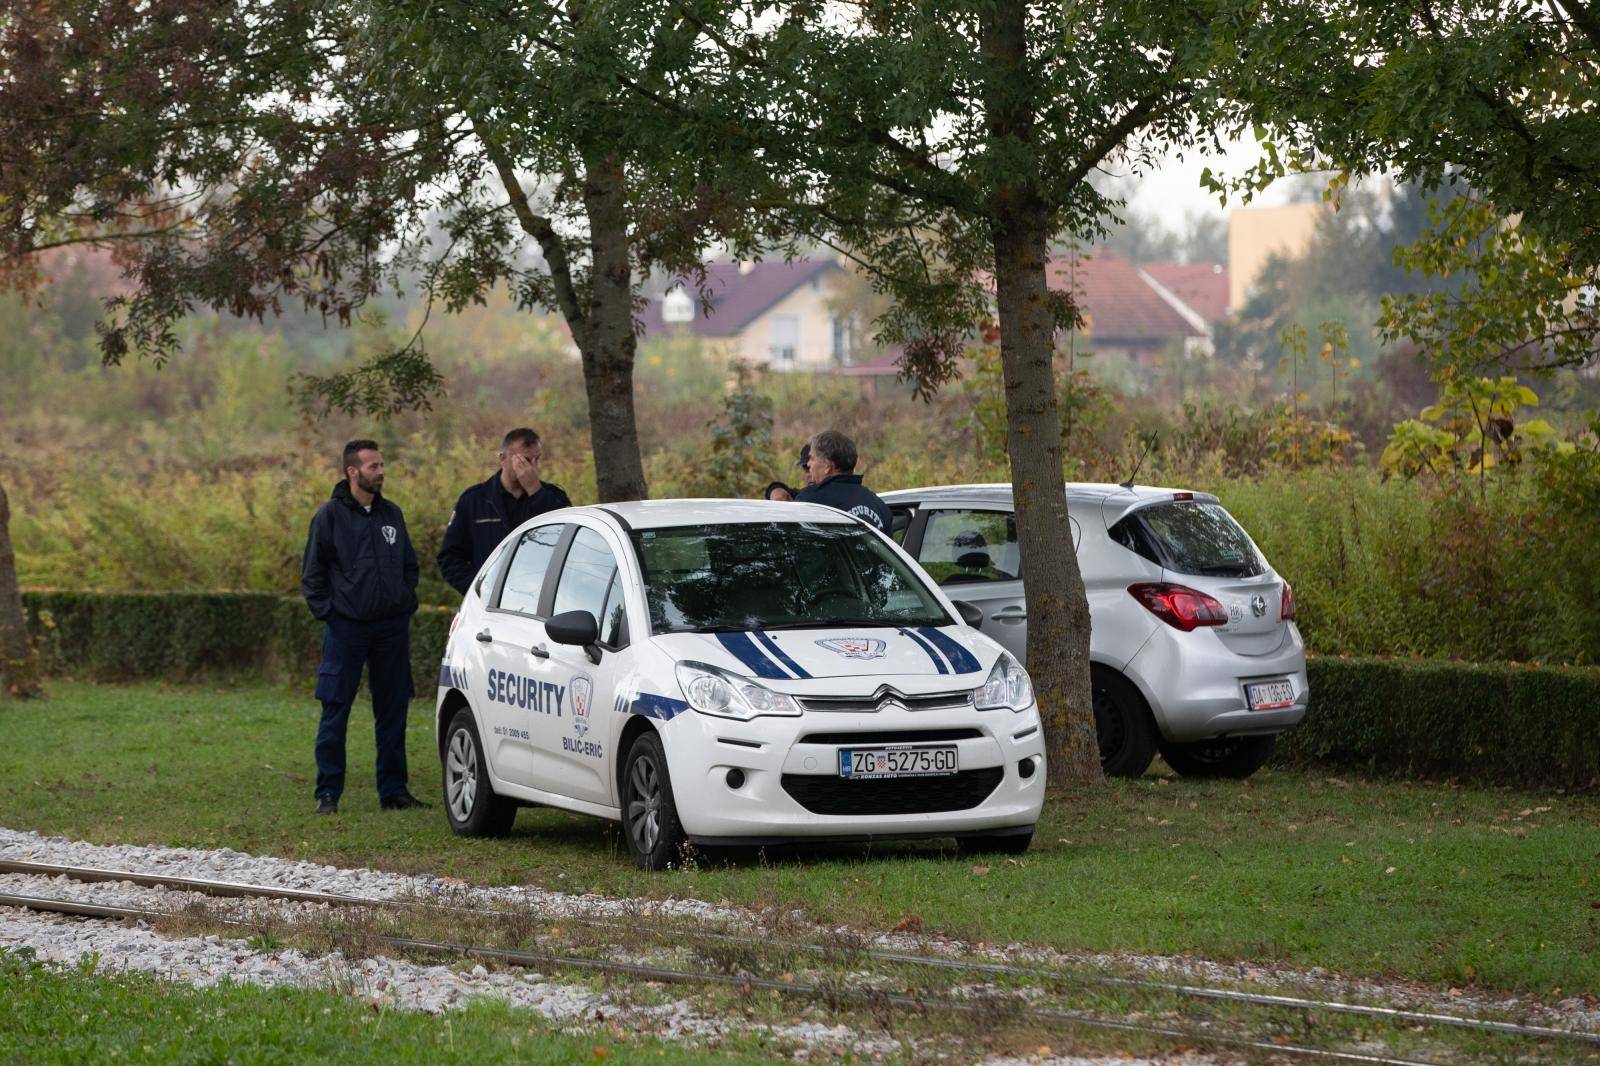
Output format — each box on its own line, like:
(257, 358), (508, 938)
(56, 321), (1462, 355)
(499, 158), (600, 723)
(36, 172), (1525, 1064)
(982, 1), (1101, 785)
(579, 153), (649, 503)
(0, 479), (42, 700)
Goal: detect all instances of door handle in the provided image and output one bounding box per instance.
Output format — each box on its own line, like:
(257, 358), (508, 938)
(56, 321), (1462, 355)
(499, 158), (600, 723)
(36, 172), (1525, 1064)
(530, 643), (550, 659)
(991, 607), (1028, 623)
(475, 628), (493, 643)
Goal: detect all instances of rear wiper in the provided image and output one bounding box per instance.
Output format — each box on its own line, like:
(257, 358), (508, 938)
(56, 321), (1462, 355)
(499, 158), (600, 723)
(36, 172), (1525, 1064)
(1192, 565), (1255, 577)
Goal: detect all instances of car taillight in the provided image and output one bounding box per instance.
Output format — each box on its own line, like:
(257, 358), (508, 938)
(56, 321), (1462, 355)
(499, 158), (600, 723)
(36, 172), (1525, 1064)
(1127, 583), (1228, 632)
(1280, 581), (1296, 622)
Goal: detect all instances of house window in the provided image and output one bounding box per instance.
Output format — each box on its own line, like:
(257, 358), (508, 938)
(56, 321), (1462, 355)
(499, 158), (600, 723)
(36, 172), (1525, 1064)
(830, 316), (849, 364)
(662, 287), (694, 324)
(769, 314), (800, 368)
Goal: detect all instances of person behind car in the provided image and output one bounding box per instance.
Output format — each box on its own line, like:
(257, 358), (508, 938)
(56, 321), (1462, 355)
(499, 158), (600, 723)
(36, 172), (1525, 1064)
(763, 481), (795, 501)
(300, 440), (429, 815)
(793, 429), (893, 532)
(437, 428), (572, 595)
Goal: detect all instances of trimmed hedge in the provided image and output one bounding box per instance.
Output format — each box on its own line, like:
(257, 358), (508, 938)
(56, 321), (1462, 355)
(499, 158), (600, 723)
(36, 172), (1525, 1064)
(23, 591), (452, 693)
(20, 592), (1600, 790)
(1284, 656), (1600, 791)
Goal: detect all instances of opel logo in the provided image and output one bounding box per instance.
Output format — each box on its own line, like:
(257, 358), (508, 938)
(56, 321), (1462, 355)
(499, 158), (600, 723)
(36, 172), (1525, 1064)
(1250, 594), (1268, 618)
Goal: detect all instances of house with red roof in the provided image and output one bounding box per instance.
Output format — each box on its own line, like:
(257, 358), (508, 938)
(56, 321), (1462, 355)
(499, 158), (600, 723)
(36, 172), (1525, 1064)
(1048, 250), (1229, 369)
(639, 259), (855, 370)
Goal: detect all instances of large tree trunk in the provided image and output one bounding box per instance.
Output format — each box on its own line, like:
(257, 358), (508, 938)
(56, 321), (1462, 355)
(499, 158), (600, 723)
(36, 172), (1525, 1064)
(982, 2), (1101, 785)
(0, 479), (42, 700)
(579, 153), (649, 503)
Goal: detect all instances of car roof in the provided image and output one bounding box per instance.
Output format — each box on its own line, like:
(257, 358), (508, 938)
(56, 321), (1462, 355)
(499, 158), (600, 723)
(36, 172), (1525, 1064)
(584, 498), (857, 530)
(879, 482), (1209, 506)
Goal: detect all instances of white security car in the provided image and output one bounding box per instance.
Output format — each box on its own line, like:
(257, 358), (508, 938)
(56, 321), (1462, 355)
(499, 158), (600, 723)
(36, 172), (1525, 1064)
(880, 484), (1307, 780)
(434, 499), (1046, 869)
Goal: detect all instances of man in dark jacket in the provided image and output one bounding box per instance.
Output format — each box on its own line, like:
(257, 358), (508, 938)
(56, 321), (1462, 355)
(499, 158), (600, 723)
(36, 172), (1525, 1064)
(437, 428), (571, 596)
(794, 429), (893, 532)
(301, 440), (428, 815)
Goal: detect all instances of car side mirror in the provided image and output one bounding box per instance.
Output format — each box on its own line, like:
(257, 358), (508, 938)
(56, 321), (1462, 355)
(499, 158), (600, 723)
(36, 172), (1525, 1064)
(546, 610), (602, 663)
(952, 600), (983, 630)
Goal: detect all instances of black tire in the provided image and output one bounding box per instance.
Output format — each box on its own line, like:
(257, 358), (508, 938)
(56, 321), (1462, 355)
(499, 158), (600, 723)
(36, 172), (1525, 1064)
(955, 828), (1035, 856)
(1092, 666), (1157, 778)
(442, 708), (517, 837)
(621, 732), (688, 871)
(1158, 734), (1276, 779)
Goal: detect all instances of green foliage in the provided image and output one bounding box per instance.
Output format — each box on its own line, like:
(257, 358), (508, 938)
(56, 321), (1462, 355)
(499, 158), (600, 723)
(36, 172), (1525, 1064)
(1282, 657), (1600, 791)
(700, 362), (775, 498)
(1381, 375), (1563, 480)
(962, 342), (1110, 469)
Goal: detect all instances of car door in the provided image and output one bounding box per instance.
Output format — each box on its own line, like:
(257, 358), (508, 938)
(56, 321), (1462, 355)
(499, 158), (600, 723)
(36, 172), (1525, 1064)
(479, 521), (569, 790)
(910, 509), (1030, 660)
(540, 523), (633, 805)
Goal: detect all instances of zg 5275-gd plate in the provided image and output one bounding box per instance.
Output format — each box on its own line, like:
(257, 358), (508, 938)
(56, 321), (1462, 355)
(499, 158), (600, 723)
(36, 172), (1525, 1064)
(838, 746), (958, 779)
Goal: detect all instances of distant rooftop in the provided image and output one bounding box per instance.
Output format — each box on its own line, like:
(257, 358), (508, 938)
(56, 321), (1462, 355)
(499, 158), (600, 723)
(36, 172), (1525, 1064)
(639, 259), (843, 339)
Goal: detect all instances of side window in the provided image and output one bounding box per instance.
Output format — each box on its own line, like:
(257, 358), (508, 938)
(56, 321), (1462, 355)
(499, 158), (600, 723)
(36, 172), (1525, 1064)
(599, 569), (628, 647)
(497, 524), (564, 615)
(889, 506), (915, 544)
(916, 510), (1021, 585)
(551, 527), (620, 636)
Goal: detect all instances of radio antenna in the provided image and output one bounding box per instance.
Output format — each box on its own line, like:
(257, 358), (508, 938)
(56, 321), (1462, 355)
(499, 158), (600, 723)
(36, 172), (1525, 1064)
(1119, 432), (1157, 491)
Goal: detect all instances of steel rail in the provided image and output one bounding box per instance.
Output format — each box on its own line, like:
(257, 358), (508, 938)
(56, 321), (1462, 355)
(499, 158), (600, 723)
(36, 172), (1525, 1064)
(0, 888), (1447, 1066)
(3, 858), (1596, 1048)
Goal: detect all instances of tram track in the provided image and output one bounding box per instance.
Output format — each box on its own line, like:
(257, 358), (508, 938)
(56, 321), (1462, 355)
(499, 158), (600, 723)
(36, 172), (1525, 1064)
(2, 855), (1594, 1052)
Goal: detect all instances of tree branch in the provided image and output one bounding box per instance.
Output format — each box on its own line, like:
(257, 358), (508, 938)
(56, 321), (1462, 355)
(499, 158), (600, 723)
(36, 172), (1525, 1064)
(477, 132), (588, 336)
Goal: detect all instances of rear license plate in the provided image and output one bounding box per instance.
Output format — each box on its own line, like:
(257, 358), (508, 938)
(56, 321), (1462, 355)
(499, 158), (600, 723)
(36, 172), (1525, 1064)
(838, 746), (958, 779)
(1246, 679), (1296, 710)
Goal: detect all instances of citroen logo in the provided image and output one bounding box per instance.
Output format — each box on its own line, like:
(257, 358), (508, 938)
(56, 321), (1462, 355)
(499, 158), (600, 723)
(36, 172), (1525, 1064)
(1250, 594), (1268, 618)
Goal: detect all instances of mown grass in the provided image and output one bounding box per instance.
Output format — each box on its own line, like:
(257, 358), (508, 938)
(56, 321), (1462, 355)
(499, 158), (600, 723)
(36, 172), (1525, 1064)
(0, 950), (773, 1064)
(1, 682), (1596, 997)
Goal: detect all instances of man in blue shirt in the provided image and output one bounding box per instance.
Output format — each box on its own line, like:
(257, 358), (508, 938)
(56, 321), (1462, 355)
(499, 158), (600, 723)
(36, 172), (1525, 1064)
(437, 428), (572, 595)
(794, 430), (893, 532)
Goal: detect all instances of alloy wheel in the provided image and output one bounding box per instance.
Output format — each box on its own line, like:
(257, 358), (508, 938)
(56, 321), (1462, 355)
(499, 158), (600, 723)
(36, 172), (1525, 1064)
(627, 756), (662, 854)
(446, 729), (478, 822)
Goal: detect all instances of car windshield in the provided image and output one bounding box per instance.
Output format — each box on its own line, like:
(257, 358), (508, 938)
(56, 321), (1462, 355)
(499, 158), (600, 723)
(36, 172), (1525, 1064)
(630, 522), (951, 634)
(1112, 501), (1266, 578)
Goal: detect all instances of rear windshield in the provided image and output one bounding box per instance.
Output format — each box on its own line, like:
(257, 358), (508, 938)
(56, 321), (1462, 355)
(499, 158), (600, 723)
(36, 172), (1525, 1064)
(630, 522), (950, 634)
(1109, 502), (1265, 578)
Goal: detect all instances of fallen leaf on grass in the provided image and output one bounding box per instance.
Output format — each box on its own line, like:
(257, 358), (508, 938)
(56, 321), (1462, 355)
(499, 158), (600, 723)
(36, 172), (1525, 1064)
(971, 865), (991, 876)
(891, 913), (923, 933)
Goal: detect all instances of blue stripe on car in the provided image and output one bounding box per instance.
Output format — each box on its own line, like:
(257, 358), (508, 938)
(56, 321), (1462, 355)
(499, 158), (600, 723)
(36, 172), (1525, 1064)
(897, 627), (949, 674)
(631, 693), (691, 721)
(715, 632), (790, 679)
(916, 627), (983, 674)
(755, 631), (811, 679)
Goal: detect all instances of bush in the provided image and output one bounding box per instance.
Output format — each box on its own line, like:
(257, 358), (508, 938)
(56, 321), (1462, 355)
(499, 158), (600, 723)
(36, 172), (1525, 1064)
(1281, 656), (1600, 790)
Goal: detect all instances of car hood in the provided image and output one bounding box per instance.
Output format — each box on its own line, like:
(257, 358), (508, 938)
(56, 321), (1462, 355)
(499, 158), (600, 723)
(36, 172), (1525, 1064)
(650, 626), (991, 682)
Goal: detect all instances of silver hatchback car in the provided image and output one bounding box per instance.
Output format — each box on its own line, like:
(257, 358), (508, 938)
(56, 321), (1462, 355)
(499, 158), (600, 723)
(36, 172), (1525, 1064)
(880, 484), (1308, 778)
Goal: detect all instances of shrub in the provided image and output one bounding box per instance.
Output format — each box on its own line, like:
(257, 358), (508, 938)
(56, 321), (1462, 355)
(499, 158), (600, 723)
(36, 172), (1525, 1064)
(1280, 656), (1600, 790)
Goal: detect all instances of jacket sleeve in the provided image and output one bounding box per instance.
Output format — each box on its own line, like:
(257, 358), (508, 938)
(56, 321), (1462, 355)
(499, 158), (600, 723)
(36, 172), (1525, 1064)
(300, 506), (335, 620)
(401, 512), (419, 593)
(436, 492), (476, 595)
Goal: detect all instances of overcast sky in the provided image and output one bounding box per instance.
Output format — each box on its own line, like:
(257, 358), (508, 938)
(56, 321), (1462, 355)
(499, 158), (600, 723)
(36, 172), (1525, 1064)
(1117, 136), (1304, 227)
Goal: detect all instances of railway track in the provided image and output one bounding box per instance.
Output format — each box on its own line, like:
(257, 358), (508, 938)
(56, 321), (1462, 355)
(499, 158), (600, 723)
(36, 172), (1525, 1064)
(2, 857), (1595, 1064)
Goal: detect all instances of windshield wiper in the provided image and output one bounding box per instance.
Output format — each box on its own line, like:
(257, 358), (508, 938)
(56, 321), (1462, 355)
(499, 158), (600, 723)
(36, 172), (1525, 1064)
(761, 618), (901, 630)
(684, 624), (760, 633)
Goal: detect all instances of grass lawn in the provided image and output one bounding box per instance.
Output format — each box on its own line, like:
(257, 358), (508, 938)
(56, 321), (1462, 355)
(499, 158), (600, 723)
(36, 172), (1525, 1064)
(1, 681), (1596, 997)
(0, 950), (775, 1064)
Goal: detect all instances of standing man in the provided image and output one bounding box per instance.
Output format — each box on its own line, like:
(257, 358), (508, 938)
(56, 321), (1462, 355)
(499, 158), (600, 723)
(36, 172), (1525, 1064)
(301, 440), (429, 815)
(437, 428), (572, 596)
(794, 429), (894, 532)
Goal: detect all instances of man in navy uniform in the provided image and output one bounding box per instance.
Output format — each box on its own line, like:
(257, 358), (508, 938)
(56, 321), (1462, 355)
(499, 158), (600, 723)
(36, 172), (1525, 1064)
(794, 429), (893, 532)
(437, 428), (572, 595)
(301, 440), (429, 815)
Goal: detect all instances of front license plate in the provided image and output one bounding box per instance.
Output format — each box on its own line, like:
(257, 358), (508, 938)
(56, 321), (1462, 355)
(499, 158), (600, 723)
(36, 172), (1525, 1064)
(1246, 679), (1296, 710)
(838, 746), (958, 779)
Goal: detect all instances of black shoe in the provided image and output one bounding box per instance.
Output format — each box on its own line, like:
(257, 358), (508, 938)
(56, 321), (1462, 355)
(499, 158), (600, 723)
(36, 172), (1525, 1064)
(380, 792), (432, 811)
(315, 796), (338, 815)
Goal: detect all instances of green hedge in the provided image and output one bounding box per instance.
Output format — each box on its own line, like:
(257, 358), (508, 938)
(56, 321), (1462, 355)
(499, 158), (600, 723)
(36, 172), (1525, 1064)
(1284, 656), (1600, 791)
(20, 592), (1600, 790)
(23, 591), (451, 692)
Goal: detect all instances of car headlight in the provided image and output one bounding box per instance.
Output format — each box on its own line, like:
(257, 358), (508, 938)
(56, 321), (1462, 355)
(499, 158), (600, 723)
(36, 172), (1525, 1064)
(675, 661), (802, 721)
(973, 653), (1033, 712)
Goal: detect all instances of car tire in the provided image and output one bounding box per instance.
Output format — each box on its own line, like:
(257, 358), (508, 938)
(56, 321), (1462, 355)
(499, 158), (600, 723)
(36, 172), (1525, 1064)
(1092, 666), (1157, 778)
(1158, 734), (1276, 779)
(621, 732), (689, 871)
(955, 828), (1034, 856)
(442, 708), (517, 837)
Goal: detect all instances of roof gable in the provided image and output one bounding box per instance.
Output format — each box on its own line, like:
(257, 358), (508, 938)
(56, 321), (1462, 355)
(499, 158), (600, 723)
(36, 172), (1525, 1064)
(640, 259), (843, 339)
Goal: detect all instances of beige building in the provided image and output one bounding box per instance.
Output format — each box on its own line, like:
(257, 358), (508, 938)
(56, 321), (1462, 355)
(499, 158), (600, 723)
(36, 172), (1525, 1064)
(642, 260), (854, 370)
(1228, 203), (1323, 309)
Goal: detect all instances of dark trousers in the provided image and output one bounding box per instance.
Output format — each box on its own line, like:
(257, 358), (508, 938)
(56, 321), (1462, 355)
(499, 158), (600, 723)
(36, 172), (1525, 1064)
(314, 614), (414, 802)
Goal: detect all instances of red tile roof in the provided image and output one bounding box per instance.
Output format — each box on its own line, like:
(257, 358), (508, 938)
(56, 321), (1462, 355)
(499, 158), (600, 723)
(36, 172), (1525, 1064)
(1141, 262), (1230, 323)
(1046, 250), (1200, 343)
(639, 260), (843, 339)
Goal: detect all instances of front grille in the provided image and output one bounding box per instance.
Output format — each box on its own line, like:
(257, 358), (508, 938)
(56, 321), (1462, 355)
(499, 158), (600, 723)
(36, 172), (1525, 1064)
(799, 728), (982, 745)
(782, 767), (1004, 815)
(798, 689), (973, 714)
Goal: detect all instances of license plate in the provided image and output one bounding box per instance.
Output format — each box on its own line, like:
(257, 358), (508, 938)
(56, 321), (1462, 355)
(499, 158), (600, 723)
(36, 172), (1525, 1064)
(1246, 679), (1296, 710)
(838, 746), (958, 779)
